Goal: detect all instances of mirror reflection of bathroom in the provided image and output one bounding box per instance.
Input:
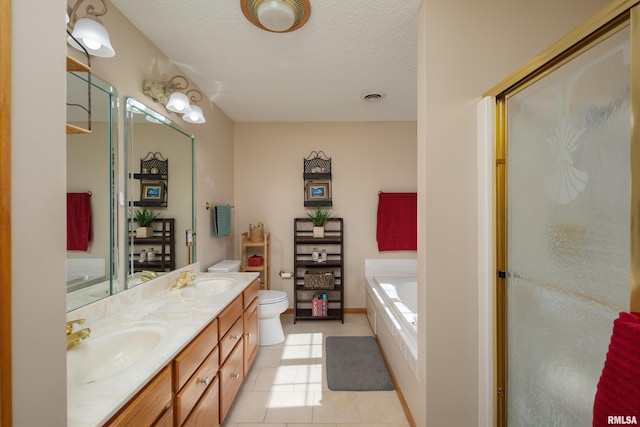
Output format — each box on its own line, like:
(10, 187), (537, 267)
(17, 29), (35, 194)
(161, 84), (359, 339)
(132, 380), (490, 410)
(124, 98), (195, 289)
(66, 72), (118, 312)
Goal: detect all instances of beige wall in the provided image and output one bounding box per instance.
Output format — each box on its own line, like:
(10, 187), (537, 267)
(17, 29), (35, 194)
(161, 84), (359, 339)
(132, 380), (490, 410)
(419, 0), (611, 426)
(234, 122), (417, 307)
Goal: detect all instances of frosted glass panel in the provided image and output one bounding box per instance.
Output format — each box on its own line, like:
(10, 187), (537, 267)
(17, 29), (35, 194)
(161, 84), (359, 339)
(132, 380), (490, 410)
(506, 26), (630, 426)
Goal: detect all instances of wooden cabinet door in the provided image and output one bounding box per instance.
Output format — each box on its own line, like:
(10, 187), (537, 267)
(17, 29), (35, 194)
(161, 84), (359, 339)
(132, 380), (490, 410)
(243, 297), (259, 375)
(105, 366), (172, 427)
(183, 376), (219, 427)
(175, 347), (219, 426)
(219, 339), (244, 423)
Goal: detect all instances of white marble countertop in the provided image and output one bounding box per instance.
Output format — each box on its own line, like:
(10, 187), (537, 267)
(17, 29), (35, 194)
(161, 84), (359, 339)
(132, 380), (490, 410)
(66, 265), (259, 427)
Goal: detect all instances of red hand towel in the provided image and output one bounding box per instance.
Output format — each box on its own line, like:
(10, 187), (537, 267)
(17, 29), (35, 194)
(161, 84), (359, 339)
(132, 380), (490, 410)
(593, 312), (640, 426)
(376, 192), (417, 251)
(67, 193), (92, 251)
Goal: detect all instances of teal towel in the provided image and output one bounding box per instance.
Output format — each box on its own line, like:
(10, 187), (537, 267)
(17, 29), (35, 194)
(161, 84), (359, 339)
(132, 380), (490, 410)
(214, 205), (232, 237)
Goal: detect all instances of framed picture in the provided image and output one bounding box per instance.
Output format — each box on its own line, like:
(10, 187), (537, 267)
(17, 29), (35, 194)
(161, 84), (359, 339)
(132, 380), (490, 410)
(305, 179), (332, 206)
(140, 182), (165, 202)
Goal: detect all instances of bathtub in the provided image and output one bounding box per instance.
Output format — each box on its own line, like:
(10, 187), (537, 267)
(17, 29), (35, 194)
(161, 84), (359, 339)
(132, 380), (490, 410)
(365, 269), (418, 376)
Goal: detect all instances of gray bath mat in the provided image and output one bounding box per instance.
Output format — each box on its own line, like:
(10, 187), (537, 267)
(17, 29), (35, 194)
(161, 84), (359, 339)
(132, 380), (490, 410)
(325, 336), (395, 391)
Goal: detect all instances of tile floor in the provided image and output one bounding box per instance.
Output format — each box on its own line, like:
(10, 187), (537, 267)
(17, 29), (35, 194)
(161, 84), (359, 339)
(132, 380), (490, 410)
(222, 312), (410, 427)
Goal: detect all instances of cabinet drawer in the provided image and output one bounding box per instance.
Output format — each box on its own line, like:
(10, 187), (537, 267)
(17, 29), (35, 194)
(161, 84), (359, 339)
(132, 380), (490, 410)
(106, 365), (172, 426)
(219, 339), (244, 423)
(183, 376), (219, 427)
(174, 319), (218, 391)
(175, 346), (219, 426)
(243, 279), (259, 308)
(220, 316), (244, 363)
(218, 295), (242, 338)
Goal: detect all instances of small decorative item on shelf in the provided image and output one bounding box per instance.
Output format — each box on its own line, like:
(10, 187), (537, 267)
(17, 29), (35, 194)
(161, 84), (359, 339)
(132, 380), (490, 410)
(249, 221), (264, 242)
(306, 207), (331, 238)
(147, 247), (155, 262)
(312, 247), (319, 262)
(312, 294), (328, 317)
(133, 207), (160, 238)
(139, 249), (147, 263)
(321, 249), (327, 262)
(248, 255), (263, 266)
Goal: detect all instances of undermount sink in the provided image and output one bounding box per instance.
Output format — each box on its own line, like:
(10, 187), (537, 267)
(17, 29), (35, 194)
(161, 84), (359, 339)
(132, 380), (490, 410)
(177, 278), (237, 299)
(67, 321), (170, 387)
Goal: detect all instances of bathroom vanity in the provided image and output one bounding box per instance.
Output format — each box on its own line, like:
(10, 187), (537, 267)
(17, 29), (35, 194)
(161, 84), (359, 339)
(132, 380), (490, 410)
(66, 265), (259, 426)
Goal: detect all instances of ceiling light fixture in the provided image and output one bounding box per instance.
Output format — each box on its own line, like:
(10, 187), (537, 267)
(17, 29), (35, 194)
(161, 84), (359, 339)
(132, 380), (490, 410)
(241, 0), (311, 33)
(142, 75), (207, 124)
(67, 0), (115, 58)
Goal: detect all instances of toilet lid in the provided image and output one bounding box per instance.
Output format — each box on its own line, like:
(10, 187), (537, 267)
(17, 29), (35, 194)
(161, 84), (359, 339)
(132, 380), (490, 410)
(259, 290), (288, 304)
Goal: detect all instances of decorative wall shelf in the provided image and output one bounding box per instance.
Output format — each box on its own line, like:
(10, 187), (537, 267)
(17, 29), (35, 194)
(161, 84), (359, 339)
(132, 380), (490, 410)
(303, 151), (332, 207)
(133, 152), (169, 207)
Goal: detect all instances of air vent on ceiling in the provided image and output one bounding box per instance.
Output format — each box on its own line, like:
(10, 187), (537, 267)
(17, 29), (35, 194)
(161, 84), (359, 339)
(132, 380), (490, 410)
(360, 91), (386, 102)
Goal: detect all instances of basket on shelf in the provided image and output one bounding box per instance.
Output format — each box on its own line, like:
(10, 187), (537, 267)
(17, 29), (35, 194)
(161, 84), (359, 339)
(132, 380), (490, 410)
(249, 224), (264, 242)
(303, 270), (335, 290)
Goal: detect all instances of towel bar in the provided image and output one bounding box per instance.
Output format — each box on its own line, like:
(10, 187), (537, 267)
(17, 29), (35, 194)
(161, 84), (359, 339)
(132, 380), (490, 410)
(204, 202), (235, 210)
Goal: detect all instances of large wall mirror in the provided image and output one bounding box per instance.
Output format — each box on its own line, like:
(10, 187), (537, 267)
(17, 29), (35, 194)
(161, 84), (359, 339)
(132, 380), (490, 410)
(125, 97), (195, 288)
(66, 73), (118, 312)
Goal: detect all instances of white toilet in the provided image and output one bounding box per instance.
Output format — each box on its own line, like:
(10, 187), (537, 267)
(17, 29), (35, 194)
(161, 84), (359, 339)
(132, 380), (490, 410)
(257, 289), (288, 346)
(208, 260), (289, 346)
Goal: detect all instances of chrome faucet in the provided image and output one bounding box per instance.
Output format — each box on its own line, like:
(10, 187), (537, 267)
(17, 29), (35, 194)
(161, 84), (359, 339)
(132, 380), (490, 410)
(171, 270), (196, 290)
(66, 319), (91, 350)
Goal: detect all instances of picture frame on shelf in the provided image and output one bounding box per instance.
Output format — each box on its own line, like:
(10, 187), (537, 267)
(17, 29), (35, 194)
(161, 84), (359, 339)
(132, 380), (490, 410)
(140, 182), (165, 202)
(305, 179), (332, 206)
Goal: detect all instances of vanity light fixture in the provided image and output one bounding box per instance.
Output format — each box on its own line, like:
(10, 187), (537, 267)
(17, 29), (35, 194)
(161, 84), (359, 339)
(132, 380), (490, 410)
(181, 90), (206, 123)
(142, 75), (207, 124)
(241, 0), (311, 33)
(67, 0), (115, 58)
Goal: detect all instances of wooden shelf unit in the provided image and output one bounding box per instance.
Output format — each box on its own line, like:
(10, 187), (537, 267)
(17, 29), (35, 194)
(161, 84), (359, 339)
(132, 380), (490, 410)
(131, 218), (175, 273)
(239, 232), (270, 290)
(293, 218), (344, 323)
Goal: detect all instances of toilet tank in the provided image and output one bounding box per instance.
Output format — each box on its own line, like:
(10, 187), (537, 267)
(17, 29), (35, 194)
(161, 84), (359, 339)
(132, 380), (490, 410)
(208, 260), (241, 272)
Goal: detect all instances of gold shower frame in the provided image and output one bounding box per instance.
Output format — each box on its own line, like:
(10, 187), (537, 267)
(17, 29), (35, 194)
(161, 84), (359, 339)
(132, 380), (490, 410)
(484, 0), (640, 424)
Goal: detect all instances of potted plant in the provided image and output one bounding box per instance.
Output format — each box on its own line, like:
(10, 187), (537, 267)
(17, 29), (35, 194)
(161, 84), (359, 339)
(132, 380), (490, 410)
(133, 207), (160, 238)
(306, 207), (331, 238)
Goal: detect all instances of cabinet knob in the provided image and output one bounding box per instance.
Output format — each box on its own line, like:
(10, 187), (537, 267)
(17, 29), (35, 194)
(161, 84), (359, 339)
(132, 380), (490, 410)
(246, 332), (252, 337)
(231, 372), (240, 379)
(198, 376), (211, 386)
(231, 334), (241, 340)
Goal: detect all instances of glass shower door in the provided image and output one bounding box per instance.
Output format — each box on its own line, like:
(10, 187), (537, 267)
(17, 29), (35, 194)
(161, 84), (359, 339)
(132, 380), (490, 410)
(505, 26), (630, 426)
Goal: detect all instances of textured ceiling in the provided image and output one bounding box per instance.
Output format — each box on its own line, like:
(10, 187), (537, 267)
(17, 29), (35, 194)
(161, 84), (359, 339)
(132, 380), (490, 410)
(109, 0), (420, 122)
